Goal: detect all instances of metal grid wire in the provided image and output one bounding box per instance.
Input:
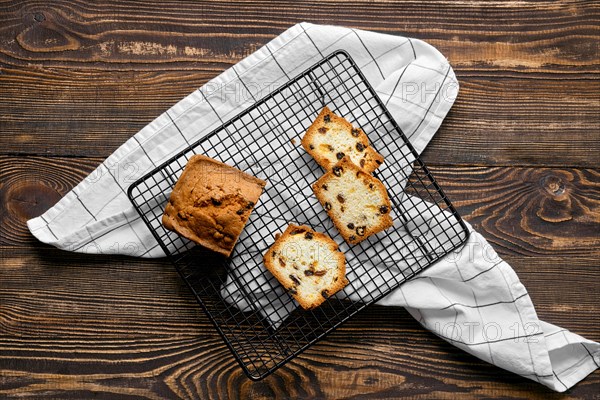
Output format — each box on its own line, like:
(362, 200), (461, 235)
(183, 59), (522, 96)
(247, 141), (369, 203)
(127, 50), (469, 380)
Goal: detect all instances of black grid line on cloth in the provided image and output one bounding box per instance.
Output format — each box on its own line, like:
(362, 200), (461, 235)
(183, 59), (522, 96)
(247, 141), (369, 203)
(523, 371), (554, 378)
(562, 330), (571, 344)
(435, 330), (544, 347)
(133, 135), (177, 187)
(34, 145), (134, 230)
(300, 24), (325, 59)
(360, 58), (457, 143)
(468, 285), (496, 365)
(72, 216), (139, 252)
(127, 51), (469, 380)
(166, 110), (193, 148)
(265, 44), (291, 80)
(428, 277), (460, 344)
(132, 136), (159, 169)
(123, 211), (150, 254)
(557, 353), (598, 377)
(81, 215), (97, 228)
(407, 65), (451, 141)
(361, 38), (411, 72)
(448, 248), (496, 366)
(463, 260), (503, 282)
(397, 259), (501, 284)
(582, 346), (600, 369)
(283, 30), (353, 80)
(581, 343), (600, 368)
(408, 38), (416, 60)
(384, 62), (413, 107)
(397, 286), (425, 323)
(40, 215), (59, 240)
(105, 163), (126, 193)
(75, 193), (97, 221)
(66, 167), (146, 252)
(232, 67), (259, 102)
(35, 186), (124, 232)
(545, 329), (568, 339)
(438, 292), (530, 310)
(431, 322), (553, 381)
(96, 191), (126, 217)
(553, 371), (569, 391)
(350, 28), (385, 80)
(497, 259), (540, 383)
(199, 90), (226, 125)
(139, 242), (162, 257)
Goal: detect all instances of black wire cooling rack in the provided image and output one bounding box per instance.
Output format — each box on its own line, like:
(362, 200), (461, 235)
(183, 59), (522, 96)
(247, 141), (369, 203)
(128, 50), (470, 380)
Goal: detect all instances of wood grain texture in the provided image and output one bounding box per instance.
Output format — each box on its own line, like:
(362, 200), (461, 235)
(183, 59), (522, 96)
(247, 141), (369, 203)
(0, 0), (597, 72)
(428, 166), (600, 257)
(1, 248), (598, 399)
(1, 0), (599, 398)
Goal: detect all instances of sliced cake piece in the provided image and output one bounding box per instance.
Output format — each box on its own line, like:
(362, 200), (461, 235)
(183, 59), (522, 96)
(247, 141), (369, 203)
(162, 154), (266, 257)
(313, 156), (393, 245)
(301, 106), (384, 173)
(263, 224), (348, 310)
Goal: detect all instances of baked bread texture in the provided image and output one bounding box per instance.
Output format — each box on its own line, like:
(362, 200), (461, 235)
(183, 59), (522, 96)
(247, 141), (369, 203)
(263, 224), (348, 310)
(313, 156), (393, 245)
(162, 154), (266, 257)
(301, 106), (384, 173)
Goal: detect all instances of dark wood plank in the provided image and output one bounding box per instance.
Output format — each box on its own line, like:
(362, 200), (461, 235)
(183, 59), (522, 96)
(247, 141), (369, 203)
(0, 0), (597, 73)
(428, 165), (600, 257)
(0, 156), (103, 247)
(0, 248), (598, 398)
(421, 78), (600, 168)
(2, 156), (598, 258)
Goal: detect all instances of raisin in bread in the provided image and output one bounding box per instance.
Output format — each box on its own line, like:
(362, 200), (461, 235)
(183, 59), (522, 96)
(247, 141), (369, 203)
(162, 154), (266, 257)
(313, 156), (393, 245)
(263, 224), (348, 310)
(301, 106), (384, 173)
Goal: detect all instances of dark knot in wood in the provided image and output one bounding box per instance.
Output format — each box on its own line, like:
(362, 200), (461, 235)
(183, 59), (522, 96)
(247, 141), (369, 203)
(541, 175), (566, 197)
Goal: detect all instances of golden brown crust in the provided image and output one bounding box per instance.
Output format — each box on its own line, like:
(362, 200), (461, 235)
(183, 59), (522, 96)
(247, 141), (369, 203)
(162, 154), (266, 257)
(313, 157), (393, 245)
(301, 106), (384, 173)
(263, 224), (348, 310)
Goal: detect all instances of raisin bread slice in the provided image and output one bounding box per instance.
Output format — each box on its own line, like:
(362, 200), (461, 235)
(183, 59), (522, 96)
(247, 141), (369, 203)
(263, 224), (348, 310)
(313, 156), (393, 245)
(301, 106), (384, 173)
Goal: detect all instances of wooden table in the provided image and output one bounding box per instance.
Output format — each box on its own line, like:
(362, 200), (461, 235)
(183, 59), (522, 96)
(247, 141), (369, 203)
(1, 1), (599, 398)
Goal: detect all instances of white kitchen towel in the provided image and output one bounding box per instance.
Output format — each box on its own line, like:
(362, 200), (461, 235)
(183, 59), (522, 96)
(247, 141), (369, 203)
(27, 22), (598, 391)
